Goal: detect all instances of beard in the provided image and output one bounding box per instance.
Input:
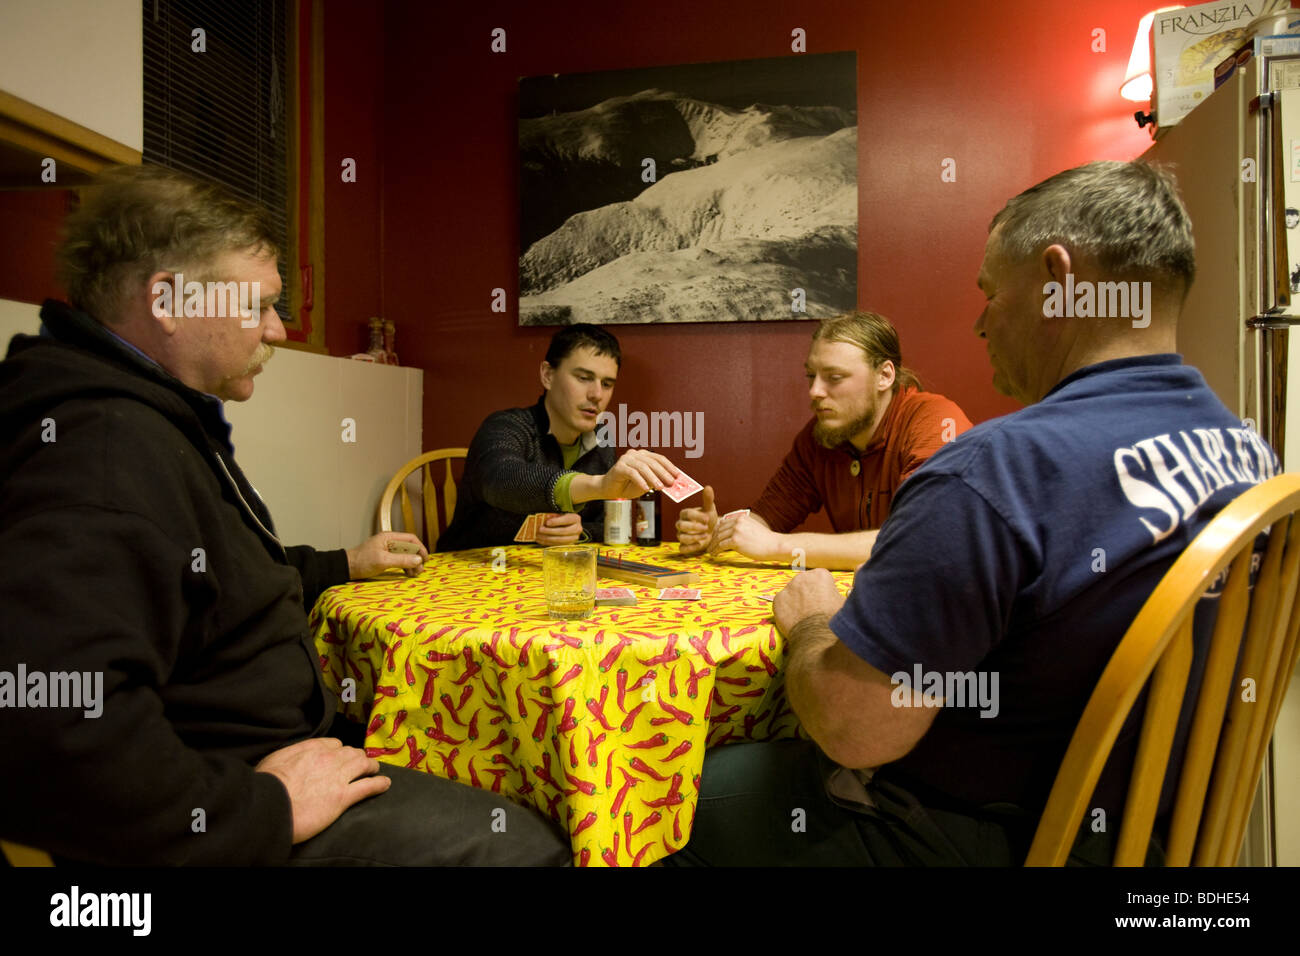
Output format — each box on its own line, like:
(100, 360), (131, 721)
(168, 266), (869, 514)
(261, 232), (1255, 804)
(813, 404), (877, 449)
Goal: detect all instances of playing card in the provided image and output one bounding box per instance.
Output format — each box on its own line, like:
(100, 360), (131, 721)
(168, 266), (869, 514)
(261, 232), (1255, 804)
(722, 508), (751, 521)
(595, 587), (637, 606)
(658, 587), (701, 600)
(662, 471), (703, 503)
(387, 539), (424, 577)
(755, 592), (775, 602)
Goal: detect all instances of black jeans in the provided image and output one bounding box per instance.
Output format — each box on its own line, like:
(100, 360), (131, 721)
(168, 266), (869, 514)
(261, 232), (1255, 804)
(662, 740), (1142, 866)
(283, 715), (571, 866)
(44, 716), (569, 867)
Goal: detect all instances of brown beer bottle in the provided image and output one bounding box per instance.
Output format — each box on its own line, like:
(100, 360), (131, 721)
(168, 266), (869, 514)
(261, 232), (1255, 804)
(635, 490), (661, 546)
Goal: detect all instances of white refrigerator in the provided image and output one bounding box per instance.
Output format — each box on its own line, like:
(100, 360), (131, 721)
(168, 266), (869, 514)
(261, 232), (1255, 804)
(1145, 50), (1300, 866)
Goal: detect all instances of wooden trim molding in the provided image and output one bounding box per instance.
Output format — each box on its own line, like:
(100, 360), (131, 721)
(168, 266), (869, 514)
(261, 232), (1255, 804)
(0, 89), (141, 187)
(280, 0), (326, 354)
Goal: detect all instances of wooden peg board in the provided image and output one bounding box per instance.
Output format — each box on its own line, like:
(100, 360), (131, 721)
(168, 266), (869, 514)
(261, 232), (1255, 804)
(595, 552), (699, 588)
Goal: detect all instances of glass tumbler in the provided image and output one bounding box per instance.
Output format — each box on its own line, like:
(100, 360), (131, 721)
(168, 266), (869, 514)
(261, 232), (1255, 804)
(542, 544), (596, 620)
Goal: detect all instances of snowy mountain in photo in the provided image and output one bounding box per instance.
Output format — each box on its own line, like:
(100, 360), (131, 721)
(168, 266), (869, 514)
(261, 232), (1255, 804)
(518, 89), (857, 325)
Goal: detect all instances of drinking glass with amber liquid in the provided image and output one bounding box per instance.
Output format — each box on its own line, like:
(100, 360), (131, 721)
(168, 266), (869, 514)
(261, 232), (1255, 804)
(542, 545), (596, 620)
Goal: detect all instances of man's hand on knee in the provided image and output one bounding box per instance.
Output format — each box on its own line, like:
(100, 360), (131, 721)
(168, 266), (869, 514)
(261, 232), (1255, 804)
(255, 737), (392, 844)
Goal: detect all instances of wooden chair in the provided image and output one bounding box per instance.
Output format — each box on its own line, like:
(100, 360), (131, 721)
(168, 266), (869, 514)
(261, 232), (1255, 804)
(378, 448), (468, 552)
(1, 841), (53, 867)
(1028, 473), (1300, 866)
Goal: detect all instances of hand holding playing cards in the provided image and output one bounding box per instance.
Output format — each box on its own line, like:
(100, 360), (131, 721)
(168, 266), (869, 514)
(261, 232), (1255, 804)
(599, 449), (679, 500)
(535, 512), (582, 546)
(710, 510), (785, 562)
(346, 532), (427, 579)
(774, 568), (845, 637)
(676, 485), (718, 555)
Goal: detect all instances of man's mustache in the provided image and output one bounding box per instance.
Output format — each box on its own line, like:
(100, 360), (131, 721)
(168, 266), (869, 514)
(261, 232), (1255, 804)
(241, 344), (275, 375)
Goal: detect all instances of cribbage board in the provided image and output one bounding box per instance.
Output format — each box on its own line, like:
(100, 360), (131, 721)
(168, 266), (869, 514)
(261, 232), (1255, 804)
(595, 552), (699, 587)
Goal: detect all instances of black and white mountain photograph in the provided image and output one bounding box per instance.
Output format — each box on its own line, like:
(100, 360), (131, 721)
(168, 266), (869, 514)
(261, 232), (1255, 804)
(518, 52), (858, 325)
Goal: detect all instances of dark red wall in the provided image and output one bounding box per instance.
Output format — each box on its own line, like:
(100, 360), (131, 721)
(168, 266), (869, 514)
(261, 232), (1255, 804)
(322, 0), (385, 357)
(0, 190), (72, 305)
(371, 0), (1158, 531)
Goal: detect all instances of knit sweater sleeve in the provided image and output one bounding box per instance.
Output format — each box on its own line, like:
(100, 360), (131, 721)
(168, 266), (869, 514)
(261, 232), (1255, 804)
(468, 408), (577, 514)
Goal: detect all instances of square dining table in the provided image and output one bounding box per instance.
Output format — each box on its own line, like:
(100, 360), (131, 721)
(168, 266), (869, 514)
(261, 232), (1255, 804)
(310, 543), (853, 866)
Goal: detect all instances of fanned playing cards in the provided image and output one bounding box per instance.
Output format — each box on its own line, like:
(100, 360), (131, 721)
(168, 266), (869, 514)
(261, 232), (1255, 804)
(513, 513), (557, 542)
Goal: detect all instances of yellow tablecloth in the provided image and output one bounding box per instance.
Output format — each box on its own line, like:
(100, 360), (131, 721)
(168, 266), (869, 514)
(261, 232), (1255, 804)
(310, 544), (851, 866)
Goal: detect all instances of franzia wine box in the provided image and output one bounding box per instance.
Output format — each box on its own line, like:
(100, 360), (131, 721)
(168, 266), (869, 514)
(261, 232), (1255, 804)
(1155, 0), (1289, 126)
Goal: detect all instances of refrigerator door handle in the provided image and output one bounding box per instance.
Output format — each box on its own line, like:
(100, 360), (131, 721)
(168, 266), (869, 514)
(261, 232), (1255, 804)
(1269, 97), (1292, 312)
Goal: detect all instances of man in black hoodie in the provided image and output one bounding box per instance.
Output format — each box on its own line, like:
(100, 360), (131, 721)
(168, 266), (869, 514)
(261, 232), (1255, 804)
(0, 165), (570, 865)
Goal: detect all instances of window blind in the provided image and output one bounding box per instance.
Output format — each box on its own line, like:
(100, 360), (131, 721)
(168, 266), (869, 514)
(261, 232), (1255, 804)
(142, 0), (290, 323)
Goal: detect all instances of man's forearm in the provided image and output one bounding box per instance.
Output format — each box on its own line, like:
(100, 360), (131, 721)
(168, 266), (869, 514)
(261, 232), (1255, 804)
(784, 613), (842, 751)
(569, 473), (603, 505)
(783, 612), (928, 768)
(767, 530), (878, 570)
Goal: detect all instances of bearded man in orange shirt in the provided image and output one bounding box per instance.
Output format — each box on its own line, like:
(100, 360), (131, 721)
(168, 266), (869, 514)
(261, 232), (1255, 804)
(677, 311), (972, 570)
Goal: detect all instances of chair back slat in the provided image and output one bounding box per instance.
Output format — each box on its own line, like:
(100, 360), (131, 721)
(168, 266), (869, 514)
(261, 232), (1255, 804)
(1257, 517), (1300, 767)
(1223, 514), (1300, 860)
(443, 459), (458, 536)
(1027, 474), (1300, 867)
(1199, 514), (1289, 864)
(1115, 621), (1192, 866)
(377, 448), (469, 552)
(1165, 547), (1254, 864)
(1248, 515), (1300, 748)
(422, 463), (438, 551)
(0, 840), (54, 866)
(399, 482), (415, 541)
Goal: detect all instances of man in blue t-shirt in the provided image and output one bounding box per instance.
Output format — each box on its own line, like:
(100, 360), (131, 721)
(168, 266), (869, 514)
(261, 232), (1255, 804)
(667, 160), (1279, 866)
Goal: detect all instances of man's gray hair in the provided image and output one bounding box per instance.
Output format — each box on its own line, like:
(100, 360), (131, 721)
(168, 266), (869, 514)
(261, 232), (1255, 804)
(989, 160), (1195, 293)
